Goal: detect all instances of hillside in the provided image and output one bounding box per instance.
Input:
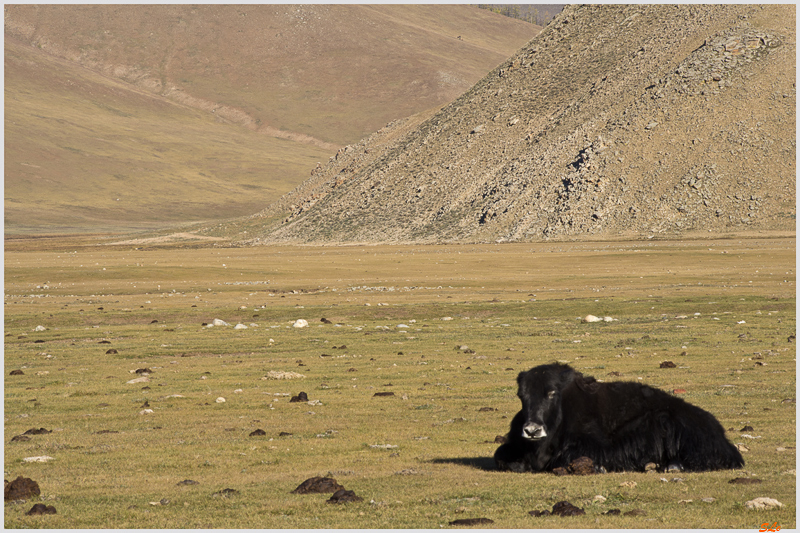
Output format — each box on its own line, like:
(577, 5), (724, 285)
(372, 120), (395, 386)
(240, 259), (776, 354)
(4, 5), (538, 233)
(229, 4), (795, 245)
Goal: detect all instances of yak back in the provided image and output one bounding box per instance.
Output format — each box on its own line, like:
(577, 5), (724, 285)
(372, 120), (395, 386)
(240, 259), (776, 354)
(559, 376), (706, 439)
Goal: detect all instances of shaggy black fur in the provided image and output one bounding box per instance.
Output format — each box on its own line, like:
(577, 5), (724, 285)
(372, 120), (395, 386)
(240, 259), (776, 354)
(494, 363), (744, 473)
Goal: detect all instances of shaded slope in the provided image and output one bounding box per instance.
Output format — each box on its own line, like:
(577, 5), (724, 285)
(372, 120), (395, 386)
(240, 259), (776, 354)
(237, 4), (795, 245)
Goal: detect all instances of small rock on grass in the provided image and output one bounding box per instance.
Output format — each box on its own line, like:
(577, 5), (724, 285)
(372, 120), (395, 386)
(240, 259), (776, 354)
(249, 429), (267, 437)
(177, 480), (199, 486)
(531, 501), (585, 517)
(327, 489), (363, 504)
(291, 477), (344, 494)
(745, 497), (783, 510)
(289, 392), (309, 403)
(22, 456), (54, 463)
(26, 503), (56, 515)
(729, 477), (762, 484)
(552, 501), (585, 516)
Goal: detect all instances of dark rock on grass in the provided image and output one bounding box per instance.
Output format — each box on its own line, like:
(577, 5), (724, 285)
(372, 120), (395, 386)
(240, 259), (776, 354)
(532, 501), (584, 516)
(249, 429), (267, 437)
(478, 407), (497, 412)
(729, 477), (762, 484)
(23, 428), (52, 435)
(177, 480), (199, 486)
(660, 361), (677, 368)
(9, 370), (24, 376)
(106, 349), (118, 354)
(279, 431), (293, 437)
(94, 430), (119, 434)
(494, 435), (507, 444)
(373, 392), (395, 397)
(26, 503), (57, 515)
(10, 435), (31, 442)
(604, 509), (621, 516)
(99, 340), (111, 344)
(739, 425), (754, 432)
(211, 488), (239, 498)
(289, 392), (309, 403)
(552, 501), (585, 516)
(320, 318), (333, 324)
(134, 368), (152, 374)
(449, 518), (494, 526)
(291, 477), (344, 494)
(5, 476), (40, 501)
(327, 489), (363, 504)
(569, 456), (596, 475)
(552, 456), (595, 475)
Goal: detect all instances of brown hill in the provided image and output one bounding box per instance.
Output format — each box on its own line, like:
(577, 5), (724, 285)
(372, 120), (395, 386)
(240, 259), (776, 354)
(4, 5), (538, 147)
(233, 4), (795, 245)
(4, 5), (538, 233)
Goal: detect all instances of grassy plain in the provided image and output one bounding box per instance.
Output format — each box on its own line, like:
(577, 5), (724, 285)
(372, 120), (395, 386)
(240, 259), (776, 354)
(4, 236), (796, 528)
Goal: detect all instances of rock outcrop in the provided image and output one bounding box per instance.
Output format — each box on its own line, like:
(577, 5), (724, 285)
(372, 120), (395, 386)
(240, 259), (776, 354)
(235, 4), (795, 245)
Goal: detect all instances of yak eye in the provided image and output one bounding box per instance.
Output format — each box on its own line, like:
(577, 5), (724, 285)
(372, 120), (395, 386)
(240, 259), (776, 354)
(546, 390), (556, 399)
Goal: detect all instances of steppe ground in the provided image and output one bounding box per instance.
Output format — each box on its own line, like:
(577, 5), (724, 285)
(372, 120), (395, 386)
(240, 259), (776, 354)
(4, 235), (795, 529)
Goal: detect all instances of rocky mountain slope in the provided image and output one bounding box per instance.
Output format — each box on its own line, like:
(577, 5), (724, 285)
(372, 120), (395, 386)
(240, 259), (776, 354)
(232, 4), (795, 245)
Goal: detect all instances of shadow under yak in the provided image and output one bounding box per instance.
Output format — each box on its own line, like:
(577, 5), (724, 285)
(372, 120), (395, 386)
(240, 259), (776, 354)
(429, 456), (497, 471)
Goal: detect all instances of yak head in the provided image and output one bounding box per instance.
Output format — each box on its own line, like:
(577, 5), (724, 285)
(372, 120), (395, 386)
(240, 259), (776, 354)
(515, 363), (578, 441)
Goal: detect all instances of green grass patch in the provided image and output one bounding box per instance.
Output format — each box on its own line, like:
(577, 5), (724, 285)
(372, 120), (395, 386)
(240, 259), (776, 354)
(4, 238), (795, 528)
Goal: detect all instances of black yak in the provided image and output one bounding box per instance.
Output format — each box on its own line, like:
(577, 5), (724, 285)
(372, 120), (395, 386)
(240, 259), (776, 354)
(494, 363), (744, 473)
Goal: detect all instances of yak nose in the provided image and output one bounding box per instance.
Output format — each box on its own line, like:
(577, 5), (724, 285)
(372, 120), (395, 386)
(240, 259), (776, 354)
(522, 423), (546, 440)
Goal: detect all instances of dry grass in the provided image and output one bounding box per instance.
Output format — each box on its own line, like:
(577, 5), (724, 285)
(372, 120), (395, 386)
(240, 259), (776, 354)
(4, 237), (795, 528)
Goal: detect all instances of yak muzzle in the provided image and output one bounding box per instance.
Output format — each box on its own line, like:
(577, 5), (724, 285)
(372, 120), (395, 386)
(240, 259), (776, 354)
(522, 423), (547, 440)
